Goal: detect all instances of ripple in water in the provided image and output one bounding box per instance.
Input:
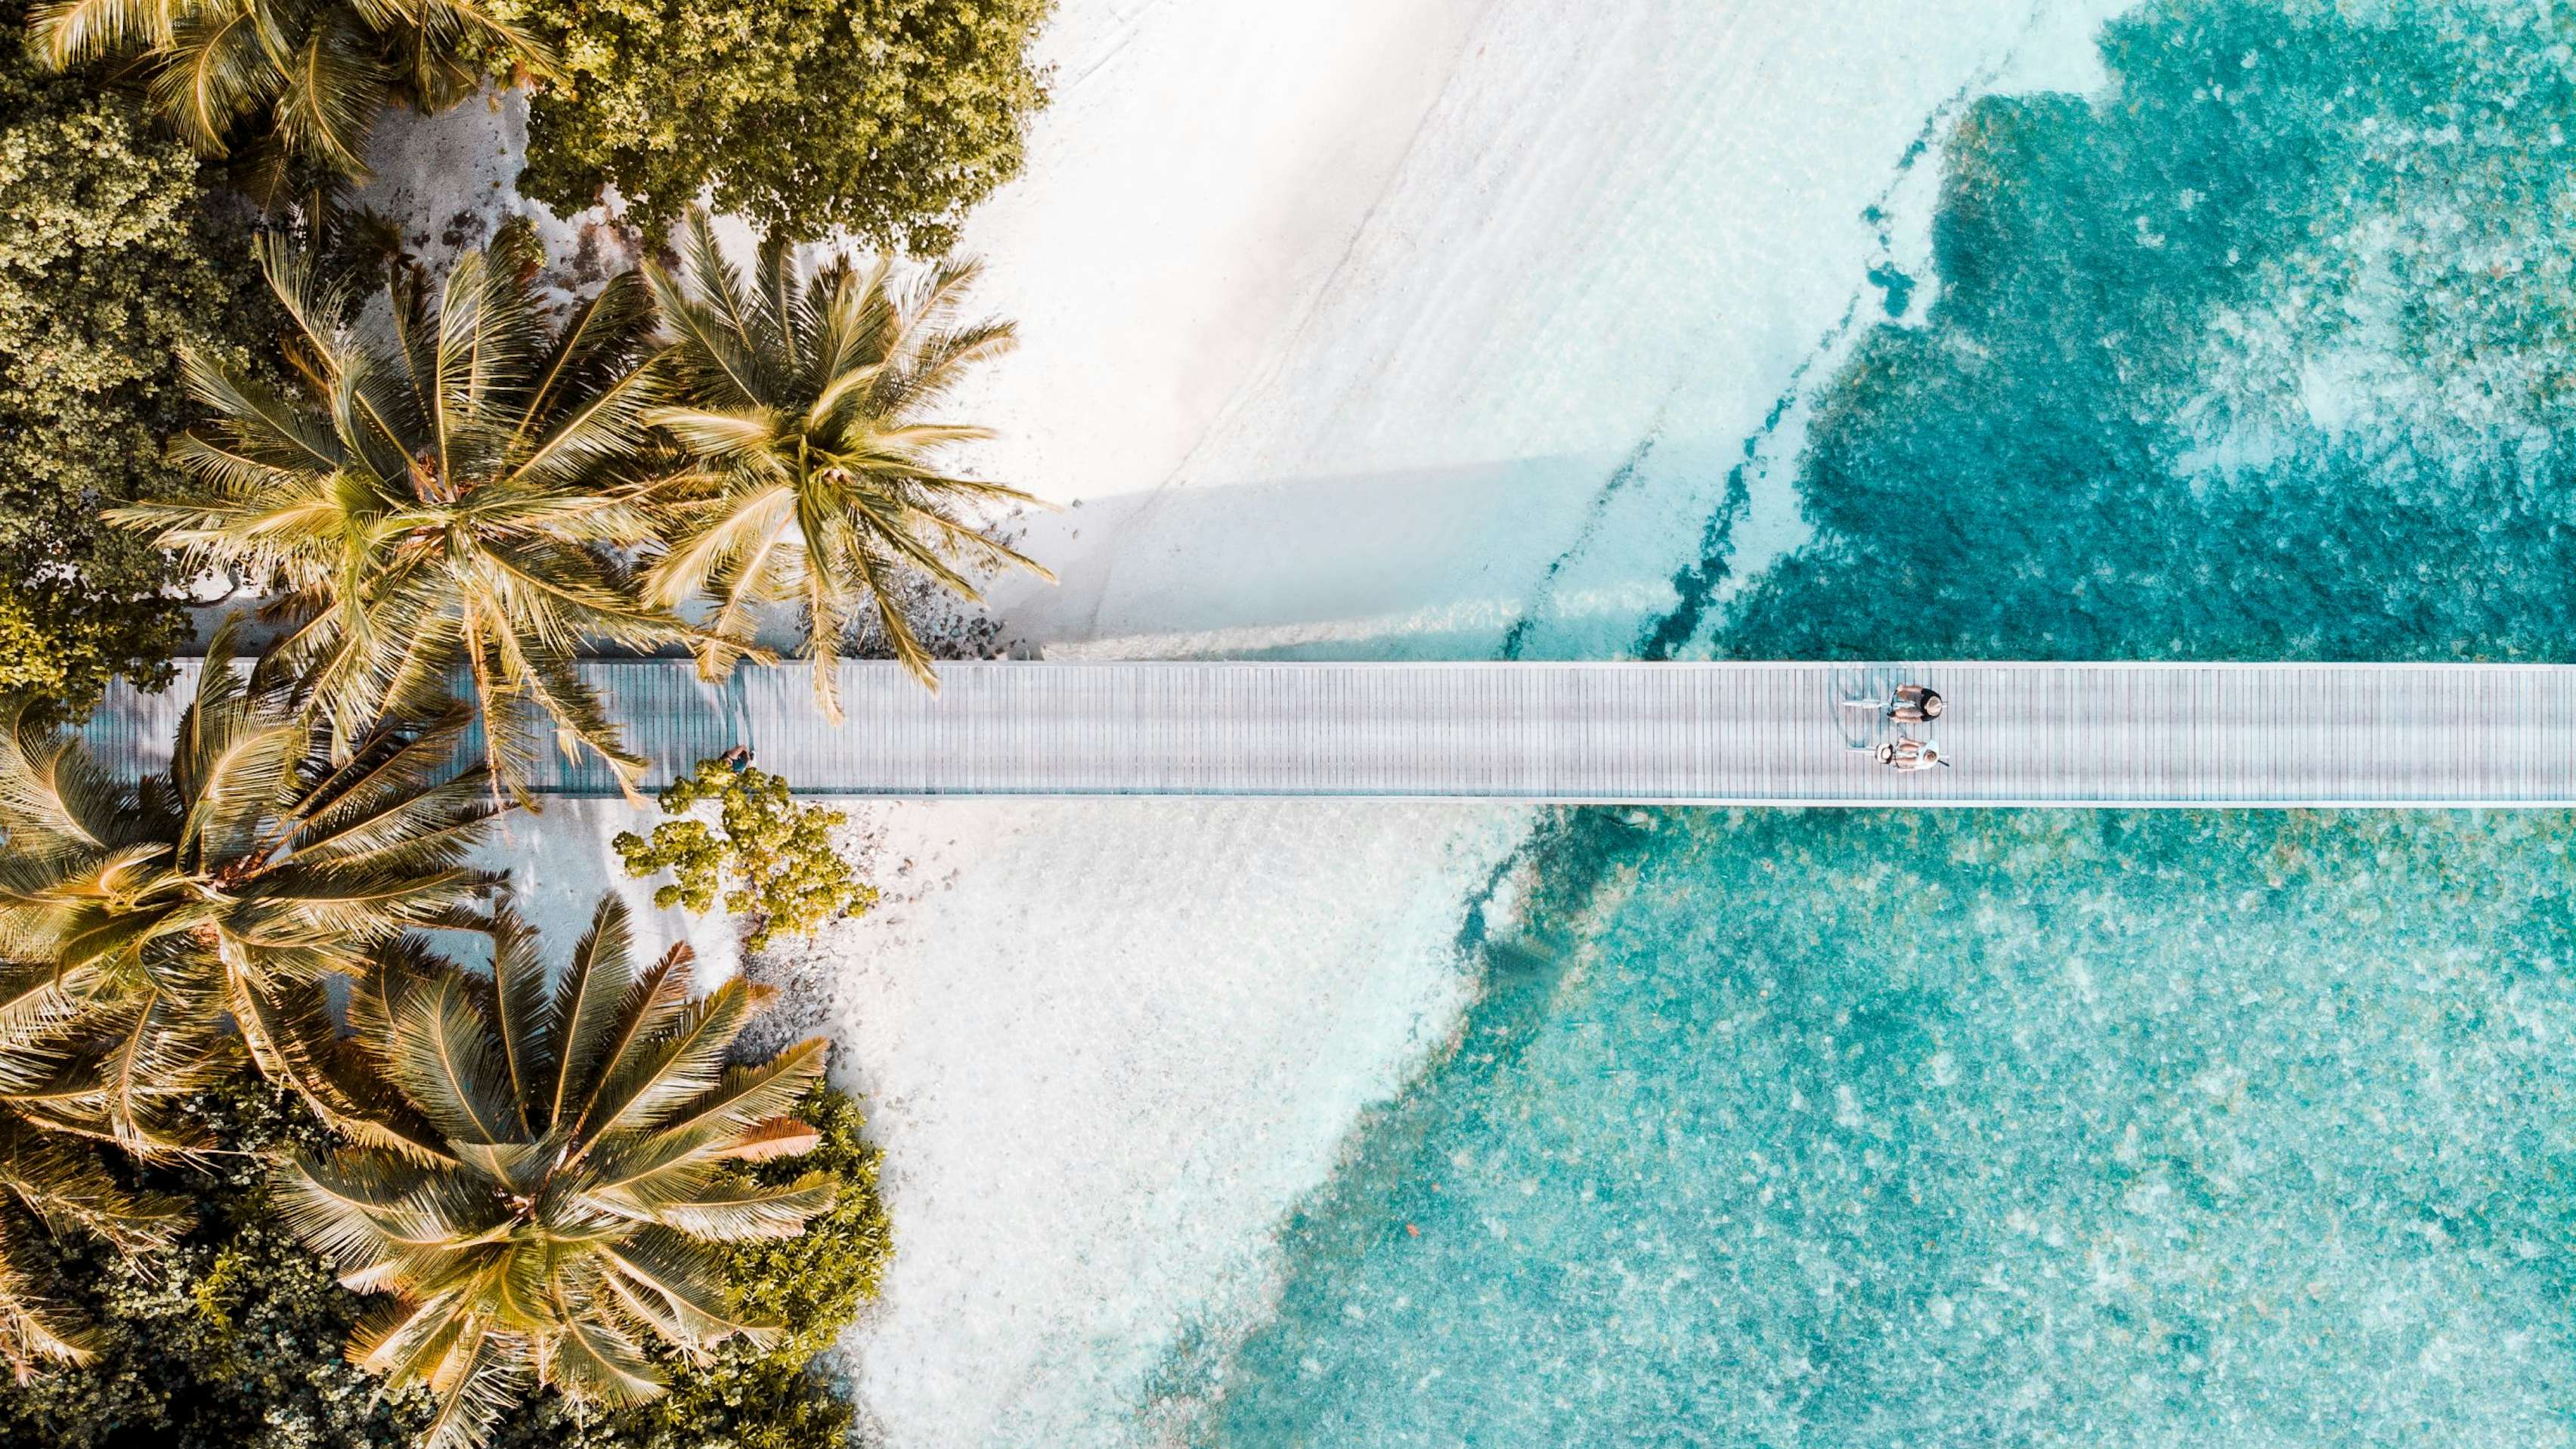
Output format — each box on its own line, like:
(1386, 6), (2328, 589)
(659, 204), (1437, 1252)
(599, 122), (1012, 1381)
(1185, 0), (2576, 1440)
(1203, 810), (2576, 1444)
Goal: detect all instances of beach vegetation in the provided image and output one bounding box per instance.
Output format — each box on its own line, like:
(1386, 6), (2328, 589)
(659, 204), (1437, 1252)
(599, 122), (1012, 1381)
(108, 220), (692, 803)
(0, 1075), (887, 1448)
(0, 1103), (187, 1382)
(0, 1077), (438, 1445)
(275, 895), (838, 1448)
(494, 0), (1048, 247)
(644, 211), (1048, 711)
(614, 757), (872, 952)
(0, 5), (260, 711)
(0, 632), (500, 1145)
(24, 0), (549, 197)
(480, 1082), (890, 1449)
(0, 0), (1020, 1436)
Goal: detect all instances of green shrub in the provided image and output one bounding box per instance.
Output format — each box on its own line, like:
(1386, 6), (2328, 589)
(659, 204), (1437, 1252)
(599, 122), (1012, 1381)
(0, 3), (260, 709)
(496, 0), (1052, 246)
(0, 1082), (893, 1449)
(615, 759), (876, 950)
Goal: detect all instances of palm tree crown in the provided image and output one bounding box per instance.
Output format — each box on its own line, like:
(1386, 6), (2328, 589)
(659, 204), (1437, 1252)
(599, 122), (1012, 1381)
(113, 224), (692, 802)
(0, 635), (497, 1140)
(644, 209), (1051, 717)
(29, 0), (547, 190)
(277, 896), (834, 1448)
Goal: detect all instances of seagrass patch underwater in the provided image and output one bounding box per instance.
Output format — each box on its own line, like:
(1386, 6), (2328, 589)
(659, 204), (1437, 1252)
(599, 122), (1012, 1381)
(1666, 0), (2576, 663)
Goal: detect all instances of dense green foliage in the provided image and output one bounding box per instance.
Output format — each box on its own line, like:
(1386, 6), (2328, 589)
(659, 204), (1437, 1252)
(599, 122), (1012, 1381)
(116, 215), (1045, 799)
(0, 1107), (187, 1382)
(486, 1086), (891, 1449)
(497, 0), (1050, 246)
(0, 4), (250, 709)
(1, 0), (1019, 1437)
(0, 642), (500, 1144)
(0, 667), (893, 1447)
(0, 1080), (435, 1448)
(277, 898), (838, 1447)
(615, 760), (874, 951)
(0, 1079), (887, 1449)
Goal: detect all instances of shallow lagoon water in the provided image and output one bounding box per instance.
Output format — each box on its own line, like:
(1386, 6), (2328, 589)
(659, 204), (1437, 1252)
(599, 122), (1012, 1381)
(1690, 0), (2576, 664)
(1206, 810), (2576, 1444)
(1181, 0), (2576, 1440)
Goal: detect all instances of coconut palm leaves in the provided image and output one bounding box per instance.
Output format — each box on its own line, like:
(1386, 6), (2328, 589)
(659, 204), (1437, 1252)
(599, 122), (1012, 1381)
(112, 221), (692, 802)
(0, 955), (228, 1156)
(0, 961), (191, 1379)
(0, 1113), (187, 1380)
(644, 209), (1051, 717)
(277, 896), (834, 1449)
(0, 637), (498, 1136)
(28, 0), (547, 190)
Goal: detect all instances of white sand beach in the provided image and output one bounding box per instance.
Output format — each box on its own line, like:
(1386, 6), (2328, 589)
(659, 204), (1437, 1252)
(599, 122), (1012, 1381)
(410, 0), (2133, 1441)
(806, 3), (2125, 1443)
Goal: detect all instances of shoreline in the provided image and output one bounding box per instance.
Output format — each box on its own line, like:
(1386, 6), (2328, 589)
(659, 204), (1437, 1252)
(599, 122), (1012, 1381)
(370, 0), (2133, 1441)
(777, 1), (2133, 1440)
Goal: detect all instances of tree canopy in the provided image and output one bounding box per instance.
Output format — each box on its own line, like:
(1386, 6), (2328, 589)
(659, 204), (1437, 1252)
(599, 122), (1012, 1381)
(646, 211), (1047, 708)
(26, 0), (547, 194)
(0, 3), (253, 711)
(0, 639), (500, 1146)
(0, 1077), (889, 1449)
(615, 757), (873, 951)
(112, 222), (694, 803)
(498, 0), (1051, 246)
(277, 897), (836, 1447)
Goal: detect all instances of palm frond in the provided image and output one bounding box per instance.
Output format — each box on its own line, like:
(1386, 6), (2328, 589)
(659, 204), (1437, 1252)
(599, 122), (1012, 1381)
(385, 972), (518, 1147)
(543, 895), (634, 1129)
(484, 915), (546, 1134)
(0, 1228), (96, 1379)
(630, 1173), (835, 1243)
(141, 4), (278, 157)
(274, 895), (838, 1434)
(270, 18), (385, 179)
(116, 227), (693, 803)
(647, 209), (1046, 699)
(28, 0), (188, 67)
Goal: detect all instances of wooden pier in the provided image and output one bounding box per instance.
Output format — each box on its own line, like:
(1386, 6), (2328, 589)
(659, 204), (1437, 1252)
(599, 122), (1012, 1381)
(79, 660), (2576, 807)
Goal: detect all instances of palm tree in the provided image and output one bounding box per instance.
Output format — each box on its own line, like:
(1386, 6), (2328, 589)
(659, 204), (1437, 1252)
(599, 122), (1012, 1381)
(0, 630), (498, 1137)
(277, 896), (835, 1448)
(28, 0), (548, 192)
(643, 209), (1051, 719)
(0, 961), (190, 1381)
(0, 1116), (187, 1380)
(111, 222), (692, 802)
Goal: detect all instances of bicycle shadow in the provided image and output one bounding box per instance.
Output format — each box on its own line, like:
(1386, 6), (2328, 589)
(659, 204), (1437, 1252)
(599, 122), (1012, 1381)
(1828, 665), (1906, 753)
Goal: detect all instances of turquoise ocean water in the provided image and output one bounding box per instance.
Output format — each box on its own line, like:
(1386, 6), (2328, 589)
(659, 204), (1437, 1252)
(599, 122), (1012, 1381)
(1186, 0), (2576, 1441)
